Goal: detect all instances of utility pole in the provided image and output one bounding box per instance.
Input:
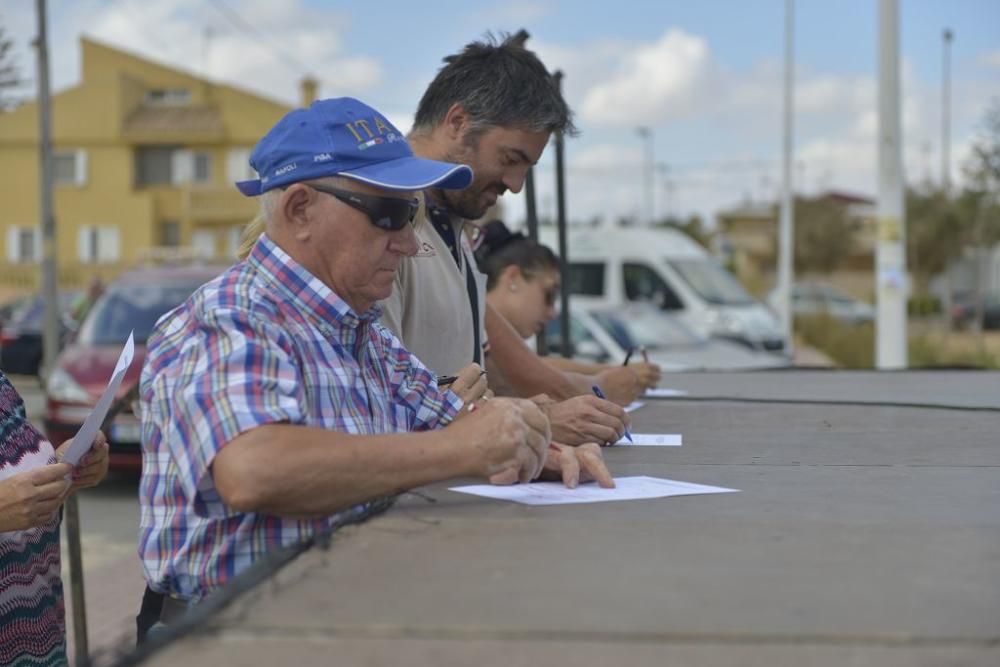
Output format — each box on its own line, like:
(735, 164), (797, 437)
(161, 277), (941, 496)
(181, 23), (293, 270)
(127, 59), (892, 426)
(941, 28), (953, 192)
(554, 71), (571, 357)
(776, 0), (796, 354)
(636, 126), (654, 225)
(941, 28), (956, 331)
(37, 2), (90, 662)
(876, 0), (908, 369)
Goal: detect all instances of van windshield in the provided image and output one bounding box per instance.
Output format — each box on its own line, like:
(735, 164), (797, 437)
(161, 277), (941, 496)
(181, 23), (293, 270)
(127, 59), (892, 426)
(667, 258), (755, 306)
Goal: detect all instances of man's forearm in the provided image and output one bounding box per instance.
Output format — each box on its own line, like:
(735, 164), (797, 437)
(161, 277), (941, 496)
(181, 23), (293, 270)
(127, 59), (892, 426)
(485, 304), (582, 401)
(213, 424), (470, 518)
(543, 357), (609, 375)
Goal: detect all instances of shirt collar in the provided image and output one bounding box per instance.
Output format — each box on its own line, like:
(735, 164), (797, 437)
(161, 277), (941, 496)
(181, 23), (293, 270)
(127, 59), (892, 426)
(247, 233), (383, 330)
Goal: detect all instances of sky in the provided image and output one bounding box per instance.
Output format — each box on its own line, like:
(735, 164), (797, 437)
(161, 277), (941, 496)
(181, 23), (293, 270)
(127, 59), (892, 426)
(2, 0), (998, 229)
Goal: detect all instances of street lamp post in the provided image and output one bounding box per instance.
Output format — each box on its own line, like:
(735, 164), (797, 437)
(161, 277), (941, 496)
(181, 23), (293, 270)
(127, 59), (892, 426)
(875, 0), (908, 369)
(776, 0), (796, 354)
(636, 126), (654, 225)
(941, 28), (953, 192)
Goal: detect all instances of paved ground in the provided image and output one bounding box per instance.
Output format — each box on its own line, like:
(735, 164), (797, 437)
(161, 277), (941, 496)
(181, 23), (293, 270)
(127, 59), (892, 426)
(136, 371), (1000, 667)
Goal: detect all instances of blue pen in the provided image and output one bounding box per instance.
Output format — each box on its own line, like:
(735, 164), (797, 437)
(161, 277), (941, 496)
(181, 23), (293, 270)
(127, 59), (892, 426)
(592, 384), (633, 444)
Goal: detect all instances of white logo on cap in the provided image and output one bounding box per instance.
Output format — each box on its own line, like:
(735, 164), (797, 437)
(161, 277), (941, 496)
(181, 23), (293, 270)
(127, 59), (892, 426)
(314, 153), (333, 162)
(275, 163), (298, 176)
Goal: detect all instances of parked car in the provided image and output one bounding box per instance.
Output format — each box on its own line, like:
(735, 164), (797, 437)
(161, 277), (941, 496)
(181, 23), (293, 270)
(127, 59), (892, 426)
(44, 265), (226, 471)
(0, 291), (82, 377)
(950, 292), (1000, 330)
(544, 299), (789, 371)
(768, 282), (875, 325)
(538, 225), (788, 353)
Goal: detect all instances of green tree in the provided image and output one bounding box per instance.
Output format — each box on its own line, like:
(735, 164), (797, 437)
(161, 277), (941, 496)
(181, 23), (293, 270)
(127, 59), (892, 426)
(906, 187), (967, 294)
(962, 99), (1000, 246)
(793, 195), (854, 274)
(656, 214), (711, 248)
(0, 21), (24, 111)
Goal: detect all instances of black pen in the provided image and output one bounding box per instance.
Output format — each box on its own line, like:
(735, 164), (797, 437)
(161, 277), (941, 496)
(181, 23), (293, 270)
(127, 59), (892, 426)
(622, 348), (634, 366)
(437, 370), (486, 387)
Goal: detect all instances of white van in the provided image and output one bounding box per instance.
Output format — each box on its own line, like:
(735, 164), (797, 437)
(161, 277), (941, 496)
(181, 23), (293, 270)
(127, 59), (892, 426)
(537, 224), (788, 354)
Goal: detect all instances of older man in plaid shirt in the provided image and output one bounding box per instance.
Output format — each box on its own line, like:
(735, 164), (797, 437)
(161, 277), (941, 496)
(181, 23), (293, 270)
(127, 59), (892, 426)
(136, 98), (612, 635)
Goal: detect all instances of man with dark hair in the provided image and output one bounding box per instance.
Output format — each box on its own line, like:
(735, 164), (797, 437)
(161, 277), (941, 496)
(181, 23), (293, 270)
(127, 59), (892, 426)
(381, 34), (656, 447)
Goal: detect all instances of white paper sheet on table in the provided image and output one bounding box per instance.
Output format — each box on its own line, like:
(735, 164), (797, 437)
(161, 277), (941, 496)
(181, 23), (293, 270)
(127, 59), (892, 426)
(645, 388), (689, 398)
(449, 475), (738, 506)
(615, 433), (682, 446)
(624, 400), (645, 413)
(61, 332), (135, 467)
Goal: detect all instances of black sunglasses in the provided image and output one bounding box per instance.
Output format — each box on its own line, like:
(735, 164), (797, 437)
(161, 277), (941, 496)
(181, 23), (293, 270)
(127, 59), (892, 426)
(309, 184), (419, 231)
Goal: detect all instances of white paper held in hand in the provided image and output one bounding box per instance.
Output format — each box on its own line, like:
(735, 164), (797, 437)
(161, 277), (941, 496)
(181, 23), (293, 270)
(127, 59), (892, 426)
(61, 331), (135, 467)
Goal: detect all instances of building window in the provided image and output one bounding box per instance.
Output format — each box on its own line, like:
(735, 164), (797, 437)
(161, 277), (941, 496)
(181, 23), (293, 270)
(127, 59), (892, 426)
(160, 220), (180, 247)
(226, 148), (256, 183)
(145, 88), (190, 105)
(5, 226), (42, 264)
(193, 152), (212, 183)
(53, 150), (88, 186)
(135, 147), (212, 186)
(135, 147), (176, 186)
(77, 226), (121, 264)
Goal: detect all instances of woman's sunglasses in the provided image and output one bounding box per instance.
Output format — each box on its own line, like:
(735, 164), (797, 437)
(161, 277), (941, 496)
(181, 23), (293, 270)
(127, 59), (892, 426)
(308, 184), (419, 231)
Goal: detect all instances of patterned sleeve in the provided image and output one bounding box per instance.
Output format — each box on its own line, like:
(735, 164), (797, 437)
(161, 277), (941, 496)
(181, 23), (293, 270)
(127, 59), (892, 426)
(375, 324), (461, 432)
(158, 301), (304, 517)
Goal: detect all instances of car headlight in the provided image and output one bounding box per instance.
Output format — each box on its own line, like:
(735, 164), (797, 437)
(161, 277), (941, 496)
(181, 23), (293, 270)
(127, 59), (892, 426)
(46, 367), (91, 403)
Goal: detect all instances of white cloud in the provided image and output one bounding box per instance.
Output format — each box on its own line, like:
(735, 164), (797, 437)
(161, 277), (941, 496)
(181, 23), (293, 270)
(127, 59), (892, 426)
(464, 1), (552, 27)
(978, 49), (1000, 70)
(6, 0), (384, 105)
(579, 29), (713, 126)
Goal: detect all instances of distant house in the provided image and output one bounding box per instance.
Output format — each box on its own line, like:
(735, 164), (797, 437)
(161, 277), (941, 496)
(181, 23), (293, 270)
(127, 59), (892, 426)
(715, 191), (879, 298)
(0, 38), (303, 290)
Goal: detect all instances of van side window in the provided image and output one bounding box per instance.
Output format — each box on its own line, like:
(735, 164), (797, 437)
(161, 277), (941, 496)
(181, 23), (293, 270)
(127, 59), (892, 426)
(566, 262), (605, 296)
(624, 262), (683, 310)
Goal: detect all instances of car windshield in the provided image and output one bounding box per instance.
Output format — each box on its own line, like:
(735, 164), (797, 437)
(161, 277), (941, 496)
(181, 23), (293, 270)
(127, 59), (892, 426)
(8, 292), (81, 331)
(667, 258), (755, 306)
(77, 283), (201, 345)
(590, 308), (700, 350)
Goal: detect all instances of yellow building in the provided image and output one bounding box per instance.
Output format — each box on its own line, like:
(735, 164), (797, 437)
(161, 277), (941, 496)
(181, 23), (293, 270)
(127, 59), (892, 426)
(0, 37), (306, 292)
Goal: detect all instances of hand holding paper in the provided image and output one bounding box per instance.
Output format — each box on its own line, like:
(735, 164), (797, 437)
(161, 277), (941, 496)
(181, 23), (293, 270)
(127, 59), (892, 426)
(60, 332), (135, 467)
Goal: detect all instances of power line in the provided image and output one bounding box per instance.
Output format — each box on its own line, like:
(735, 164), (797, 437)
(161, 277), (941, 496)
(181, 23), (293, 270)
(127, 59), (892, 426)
(205, 0), (312, 79)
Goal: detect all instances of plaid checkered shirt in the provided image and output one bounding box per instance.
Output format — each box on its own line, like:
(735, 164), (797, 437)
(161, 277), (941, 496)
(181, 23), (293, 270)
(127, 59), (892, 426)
(138, 234), (462, 601)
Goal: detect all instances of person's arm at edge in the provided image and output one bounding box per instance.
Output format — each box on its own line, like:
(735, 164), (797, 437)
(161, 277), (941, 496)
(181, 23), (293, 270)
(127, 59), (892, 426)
(484, 303), (582, 401)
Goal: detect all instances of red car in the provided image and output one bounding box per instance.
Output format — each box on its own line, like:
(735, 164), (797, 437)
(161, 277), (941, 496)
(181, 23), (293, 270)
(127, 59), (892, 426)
(44, 264), (226, 471)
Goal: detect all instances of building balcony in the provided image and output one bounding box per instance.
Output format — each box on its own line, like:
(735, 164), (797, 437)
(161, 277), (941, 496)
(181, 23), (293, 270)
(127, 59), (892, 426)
(181, 186), (257, 224)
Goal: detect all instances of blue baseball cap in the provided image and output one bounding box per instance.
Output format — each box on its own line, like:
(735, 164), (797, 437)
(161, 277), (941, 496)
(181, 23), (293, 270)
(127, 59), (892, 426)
(236, 97), (473, 196)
